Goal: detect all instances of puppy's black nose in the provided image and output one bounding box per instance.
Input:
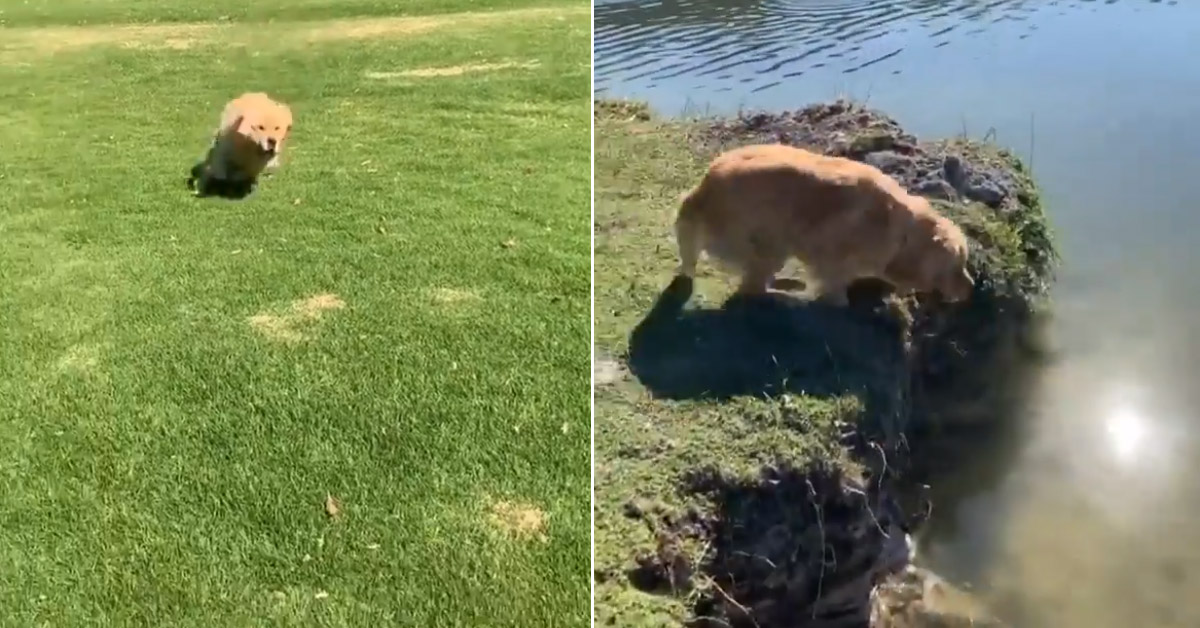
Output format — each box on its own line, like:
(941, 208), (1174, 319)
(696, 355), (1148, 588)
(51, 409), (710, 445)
(266, 138), (277, 149)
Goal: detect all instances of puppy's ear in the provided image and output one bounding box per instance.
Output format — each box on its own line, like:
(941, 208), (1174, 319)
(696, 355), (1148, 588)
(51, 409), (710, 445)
(236, 114), (255, 136)
(220, 113), (247, 136)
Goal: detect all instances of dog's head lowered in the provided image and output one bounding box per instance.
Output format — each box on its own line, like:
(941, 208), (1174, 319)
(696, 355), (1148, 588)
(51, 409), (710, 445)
(234, 100), (293, 157)
(894, 197), (975, 303)
(930, 216), (974, 303)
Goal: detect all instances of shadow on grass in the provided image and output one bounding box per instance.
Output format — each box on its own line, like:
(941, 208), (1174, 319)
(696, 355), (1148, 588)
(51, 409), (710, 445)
(187, 160), (257, 200)
(628, 275), (908, 413)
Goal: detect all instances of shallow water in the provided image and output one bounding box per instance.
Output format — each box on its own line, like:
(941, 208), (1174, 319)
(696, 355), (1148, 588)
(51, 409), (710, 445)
(595, 1), (1200, 626)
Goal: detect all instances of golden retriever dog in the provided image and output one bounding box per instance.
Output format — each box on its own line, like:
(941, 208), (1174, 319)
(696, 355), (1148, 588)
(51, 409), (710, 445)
(674, 143), (973, 306)
(188, 92), (293, 197)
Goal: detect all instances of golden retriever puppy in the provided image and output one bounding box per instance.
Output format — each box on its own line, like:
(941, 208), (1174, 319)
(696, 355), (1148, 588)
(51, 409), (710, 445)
(189, 92), (293, 197)
(674, 143), (973, 306)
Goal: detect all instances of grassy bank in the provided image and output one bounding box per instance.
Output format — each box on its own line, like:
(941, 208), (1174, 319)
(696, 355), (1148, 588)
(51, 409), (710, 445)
(593, 100), (1055, 626)
(0, 2), (590, 625)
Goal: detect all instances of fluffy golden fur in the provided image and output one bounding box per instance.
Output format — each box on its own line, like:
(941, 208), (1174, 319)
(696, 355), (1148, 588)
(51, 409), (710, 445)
(189, 92), (293, 196)
(675, 143), (974, 305)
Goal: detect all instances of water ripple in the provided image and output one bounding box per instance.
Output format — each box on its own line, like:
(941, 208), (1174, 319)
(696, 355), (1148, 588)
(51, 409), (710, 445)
(593, 0), (1111, 95)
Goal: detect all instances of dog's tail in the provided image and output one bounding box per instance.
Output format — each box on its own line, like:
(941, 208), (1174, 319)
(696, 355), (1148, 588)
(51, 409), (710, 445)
(673, 182), (707, 278)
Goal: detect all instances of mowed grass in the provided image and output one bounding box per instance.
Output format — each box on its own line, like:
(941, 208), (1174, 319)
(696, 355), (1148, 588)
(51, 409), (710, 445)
(0, 2), (590, 626)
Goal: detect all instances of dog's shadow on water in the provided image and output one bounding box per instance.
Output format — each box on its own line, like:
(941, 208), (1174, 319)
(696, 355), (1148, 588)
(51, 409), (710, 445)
(628, 276), (909, 404)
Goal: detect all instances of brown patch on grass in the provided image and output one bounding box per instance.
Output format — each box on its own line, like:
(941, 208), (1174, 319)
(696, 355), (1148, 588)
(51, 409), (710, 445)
(130, 36), (203, 50)
(302, 6), (584, 42)
(488, 499), (549, 541)
(248, 292), (346, 343)
(364, 60), (540, 79)
(55, 343), (101, 372)
(429, 287), (482, 306)
(294, 293), (346, 316)
(0, 24), (218, 58)
(0, 5), (586, 62)
(247, 314), (305, 343)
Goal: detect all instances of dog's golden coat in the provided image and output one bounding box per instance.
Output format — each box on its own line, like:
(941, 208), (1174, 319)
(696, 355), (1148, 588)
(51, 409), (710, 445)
(675, 143), (974, 305)
(204, 92), (293, 183)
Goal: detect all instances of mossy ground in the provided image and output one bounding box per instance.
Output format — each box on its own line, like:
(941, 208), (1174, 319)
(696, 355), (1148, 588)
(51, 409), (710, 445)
(593, 100), (1056, 626)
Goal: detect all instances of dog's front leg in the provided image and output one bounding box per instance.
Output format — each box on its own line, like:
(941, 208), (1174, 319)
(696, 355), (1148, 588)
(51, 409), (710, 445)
(187, 161), (205, 191)
(735, 264), (777, 297)
(196, 161), (229, 197)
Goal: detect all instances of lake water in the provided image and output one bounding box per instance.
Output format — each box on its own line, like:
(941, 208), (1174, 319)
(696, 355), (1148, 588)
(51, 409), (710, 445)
(595, 1), (1200, 626)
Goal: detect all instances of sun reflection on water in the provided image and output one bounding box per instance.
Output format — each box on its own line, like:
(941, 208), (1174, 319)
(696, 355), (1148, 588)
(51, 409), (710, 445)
(1103, 402), (1148, 466)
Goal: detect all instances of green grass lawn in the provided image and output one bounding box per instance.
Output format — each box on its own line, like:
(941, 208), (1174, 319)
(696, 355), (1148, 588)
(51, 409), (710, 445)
(0, 0), (581, 27)
(0, 2), (590, 625)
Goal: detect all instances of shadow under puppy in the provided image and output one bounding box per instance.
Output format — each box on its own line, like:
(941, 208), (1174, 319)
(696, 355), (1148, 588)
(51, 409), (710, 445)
(674, 143), (974, 306)
(188, 92), (293, 199)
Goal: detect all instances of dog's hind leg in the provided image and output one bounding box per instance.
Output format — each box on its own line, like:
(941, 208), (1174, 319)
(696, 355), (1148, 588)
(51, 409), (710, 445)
(675, 220), (701, 279)
(734, 251), (787, 297)
(189, 138), (223, 195)
(735, 266), (773, 296)
(189, 160), (217, 196)
(186, 161), (204, 191)
(674, 192), (704, 279)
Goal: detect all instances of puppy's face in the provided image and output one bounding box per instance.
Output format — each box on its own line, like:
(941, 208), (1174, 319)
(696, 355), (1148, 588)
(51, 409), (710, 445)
(237, 102), (293, 157)
(887, 207), (973, 304)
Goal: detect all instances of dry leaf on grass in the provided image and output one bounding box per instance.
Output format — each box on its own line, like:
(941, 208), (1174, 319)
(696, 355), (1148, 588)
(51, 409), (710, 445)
(324, 494), (341, 519)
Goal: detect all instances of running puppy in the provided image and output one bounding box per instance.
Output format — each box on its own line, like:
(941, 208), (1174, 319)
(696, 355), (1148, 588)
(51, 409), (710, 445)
(188, 92), (293, 197)
(674, 143), (974, 305)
